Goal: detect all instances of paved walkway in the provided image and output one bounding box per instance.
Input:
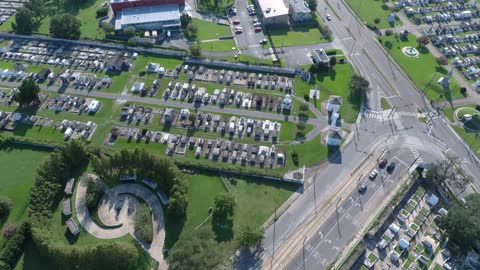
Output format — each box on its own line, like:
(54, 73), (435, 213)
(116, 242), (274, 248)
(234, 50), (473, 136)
(75, 175), (167, 269)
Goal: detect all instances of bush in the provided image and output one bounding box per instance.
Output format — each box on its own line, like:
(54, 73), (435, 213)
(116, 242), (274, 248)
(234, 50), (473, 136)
(123, 26), (136, 36)
(96, 7), (108, 17)
(385, 29), (392, 36)
(2, 224), (17, 240)
(299, 103), (309, 112)
(303, 94), (310, 102)
(374, 18), (381, 24)
(292, 150), (299, 165)
(475, 105), (480, 111)
(436, 56), (448, 65)
(460, 87), (467, 96)
(0, 197), (12, 221)
(127, 38), (137, 47)
(0, 221), (30, 268)
(134, 203), (153, 243)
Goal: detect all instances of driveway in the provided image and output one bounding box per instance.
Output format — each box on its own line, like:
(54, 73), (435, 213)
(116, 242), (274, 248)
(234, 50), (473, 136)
(75, 175), (167, 269)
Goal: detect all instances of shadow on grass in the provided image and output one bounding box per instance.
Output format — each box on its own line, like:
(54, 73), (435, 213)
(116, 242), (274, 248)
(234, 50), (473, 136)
(327, 145), (341, 164)
(163, 213), (186, 250)
(212, 217), (233, 242)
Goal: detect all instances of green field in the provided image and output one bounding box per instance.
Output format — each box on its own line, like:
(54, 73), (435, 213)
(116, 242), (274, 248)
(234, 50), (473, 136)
(0, 145), (50, 246)
(379, 34), (463, 101)
(198, 40), (236, 52)
(280, 134), (329, 170)
(345, 0), (401, 29)
(269, 24), (326, 47)
(442, 104), (478, 122)
(0, 0), (106, 40)
(165, 173), (297, 260)
(196, 0), (234, 16)
(191, 19), (232, 40)
(296, 60), (358, 123)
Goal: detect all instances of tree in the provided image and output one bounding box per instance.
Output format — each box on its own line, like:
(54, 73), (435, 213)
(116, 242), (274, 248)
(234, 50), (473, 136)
(212, 192), (235, 222)
(134, 203), (153, 243)
(185, 23), (198, 40)
(49, 14), (81, 39)
(436, 56), (448, 65)
(307, 0), (317, 11)
(439, 194), (480, 252)
(2, 224), (17, 240)
(15, 79), (40, 106)
(237, 225), (264, 249)
(127, 38), (137, 47)
(85, 178), (103, 210)
(296, 122), (306, 131)
(329, 56), (337, 67)
(190, 44), (202, 57)
(123, 26), (136, 36)
(299, 103), (309, 112)
(348, 74), (370, 99)
(101, 22), (114, 34)
(0, 197), (12, 221)
(13, 8), (34, 35)
(374, 18), (381, 24)
(426, 154), (471, 189)
(168, 227), (221, 270)
(24, 0), (45, 19)
(416, 36), (429, 47)
(180, 13), (191, 28)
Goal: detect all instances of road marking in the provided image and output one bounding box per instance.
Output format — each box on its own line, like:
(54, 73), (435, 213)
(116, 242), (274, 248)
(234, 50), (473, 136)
(332, 246), (341, 252)
(324, 239), (332, 244)
(318, 231), (323, 239)
(248, 44), (260, 48)
(344, 213), (353, 221)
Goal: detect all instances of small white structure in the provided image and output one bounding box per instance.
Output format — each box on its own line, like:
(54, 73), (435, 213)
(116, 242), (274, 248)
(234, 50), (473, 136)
(399, 238), (410, 250)
(64, 127), (74, 139)
(388, 13), (396, 23)
(282, 94), (292, 111)
(389, 223), (400, 235)
(326, 130), (342, 146)
(146, 62), (160, 73)
(131, 81), (145, 93)
(427, 194), (439, 208)
(88, 100), (100, 113)
(327, 96), (342, 112)
(312, 48), (330, 63)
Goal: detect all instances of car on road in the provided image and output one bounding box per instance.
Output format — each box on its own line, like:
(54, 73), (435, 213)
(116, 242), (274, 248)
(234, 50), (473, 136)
(260, 39), (268, 45)
(268, 47), (274, 54)
(326, 14), (332, 21)
(387, 162), (396, 173)
(167, 30), (171, 38)
(254, 26), (262, 32)
(358, 182), (367, 193)
(253, 22), (262, 27)
(233, 19), (240, 25)
(379, 159), (387, 168)
(369, 169), (378, 180)
(235, 29), (243, 34)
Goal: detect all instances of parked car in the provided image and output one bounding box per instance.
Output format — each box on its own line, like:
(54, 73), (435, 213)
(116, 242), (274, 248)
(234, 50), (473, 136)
(369, 169), (378, 180)
(358, 182), (367, 193)
(326, 14), (332, 21)
(254, 27), (262, 32)
(260, 39), (268, 45)
(233, 19), (240, 25)
(253, 22), (262, 27)
(387, 162), (396, 172)
(379, 159), (387, 168)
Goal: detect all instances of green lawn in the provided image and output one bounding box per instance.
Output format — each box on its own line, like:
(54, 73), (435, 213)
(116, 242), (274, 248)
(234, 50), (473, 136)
(198, 40), (236, 52)
(213, 53), (279, 66)
(345, 0), (402, 29)
(191, 19), (232, 40)
(379, 34), (463, 101)
(268, 24), (326, 47)
(453, 125), (480, 158)
(196, 0), (233, 16)
(279, 134), (329, 170)
(164, 173), (297, 261)
(457, 107), (479, 119)
(0, 144), (50, 247)
(296, 61), (358, 123)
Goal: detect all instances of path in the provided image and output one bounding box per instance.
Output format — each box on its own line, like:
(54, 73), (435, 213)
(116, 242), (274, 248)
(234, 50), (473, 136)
(75, 176), (167, 269)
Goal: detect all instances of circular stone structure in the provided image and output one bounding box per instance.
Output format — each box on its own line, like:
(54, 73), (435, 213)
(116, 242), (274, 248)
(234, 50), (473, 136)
(402, 47), (419, 58)
(454, 107), (480, 132)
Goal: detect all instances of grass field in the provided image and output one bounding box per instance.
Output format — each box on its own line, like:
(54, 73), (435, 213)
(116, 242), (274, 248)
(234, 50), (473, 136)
(164, 173), (297, 261)
(452, 126), (480, 158)
(280, 134), (329, 170)
(191, 19), (232, 40)
(345, 0), (401, 29)
(198, 40), (236, 52)
(213, 53), (279, 66)
(196, 0), (233, 16)
(381, 97), (392, 110)
(379, 34), (463, 101)
(268, 24), (326, 47)
(442, 104), (477, 122)
(295, 61), (359, 123)
(0, 145), (50, 247)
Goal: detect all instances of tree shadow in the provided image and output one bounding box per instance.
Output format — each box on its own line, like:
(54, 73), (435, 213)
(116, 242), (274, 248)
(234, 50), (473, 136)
(232, 246), (264, 270)
(163, 213), (186, 250)
(212, 217), (233, 242)
(327, 145), (341, 164)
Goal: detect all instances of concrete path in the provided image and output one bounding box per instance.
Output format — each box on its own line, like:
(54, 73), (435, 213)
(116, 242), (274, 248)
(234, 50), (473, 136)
(75, 176), (167, 269)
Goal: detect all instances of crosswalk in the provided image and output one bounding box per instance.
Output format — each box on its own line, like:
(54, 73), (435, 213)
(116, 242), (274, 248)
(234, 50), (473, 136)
(393, 116), (404, 130)
(364, 110), (417, 121)
(409, 148), (424, 164)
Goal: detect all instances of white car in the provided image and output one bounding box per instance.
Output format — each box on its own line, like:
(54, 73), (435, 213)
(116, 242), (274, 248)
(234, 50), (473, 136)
(326, 14), (332, 21)
(253, 22), (262, 27)
(369, 169), (379, 180)
(167, 30), (171, 38)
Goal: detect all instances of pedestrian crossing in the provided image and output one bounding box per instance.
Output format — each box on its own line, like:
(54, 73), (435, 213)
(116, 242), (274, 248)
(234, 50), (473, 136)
(364, 110), (417, 121)
(393, 116), (404, 130)
(409, 148), (424, 164)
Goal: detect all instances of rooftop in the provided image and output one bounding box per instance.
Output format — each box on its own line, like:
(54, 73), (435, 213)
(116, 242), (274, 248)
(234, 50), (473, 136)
(257, 0), (288, 18)
(289, 0), (310, 13)
(115, 4), (180, 30)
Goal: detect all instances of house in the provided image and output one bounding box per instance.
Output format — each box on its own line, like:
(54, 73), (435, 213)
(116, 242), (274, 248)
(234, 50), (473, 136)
(255, 0), (289, 26)
(327, 96), (343, 112)
(326, 130), (342, 146)
(289, 0), (311, 23)
(107, 55), (131, 71)
(312, 49), (330, 63)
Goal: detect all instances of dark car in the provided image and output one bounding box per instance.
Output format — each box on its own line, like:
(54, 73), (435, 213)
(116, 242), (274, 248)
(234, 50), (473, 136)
(387, 162), (396, 172)
(358, 182), (367, 193)
(379, 159), (387, 168)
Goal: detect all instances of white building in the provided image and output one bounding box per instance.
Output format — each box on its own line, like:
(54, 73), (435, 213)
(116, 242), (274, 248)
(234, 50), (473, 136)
(254, 0), (289, 26)
(114, 4), (181, 31)
(289, 0), (311, 23)
(87, 100), (100, 113)
(312, 48), (330, 63)
(282, 94), (292, 111)
(326, 130), (342, 146)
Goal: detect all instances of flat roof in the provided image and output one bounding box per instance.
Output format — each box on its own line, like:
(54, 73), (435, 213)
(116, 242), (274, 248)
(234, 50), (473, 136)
(290, 0), (310, 13)
(115, 4), (180, 29)
(257, 0), (288, 18)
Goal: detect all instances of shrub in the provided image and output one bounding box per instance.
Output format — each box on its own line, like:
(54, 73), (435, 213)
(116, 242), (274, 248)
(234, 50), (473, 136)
(86, 179), (103, 210)
(134, 203), (153, 243)
(299, 103), (309, 112)
(123, 26), (136, 36)
(292, 150), (299, 165)
(96, 7), (108, 17)
(303, 94), (310, 102)
(127, 38), (137, 47)
(385, 29), (392, 36)
(460, 87), (467, 96)
(475, 104), (480, 111)
(374, 18), (381, 24)
(0, 197), (12, 221)
(2, 224), (17, 239)
(0, 221), (30, 268)
(436, 56), (448, 65)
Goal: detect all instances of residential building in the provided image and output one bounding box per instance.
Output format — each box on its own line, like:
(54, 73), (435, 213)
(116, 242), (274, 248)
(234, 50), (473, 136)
(289, 0), (311, 23)
(254, 0), (289, 26)
(312, 48), (330, 63)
